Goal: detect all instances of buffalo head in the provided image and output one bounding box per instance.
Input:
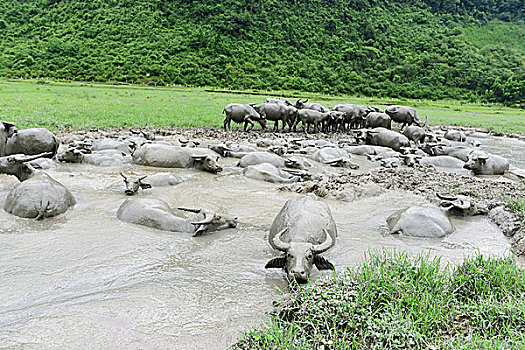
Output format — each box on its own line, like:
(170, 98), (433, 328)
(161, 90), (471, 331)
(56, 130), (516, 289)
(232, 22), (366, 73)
(179, 207), (238, 236)
(463, 149), (489, 172)
(0, 152), (51, 181)
(265, 228), (335, 284)
(191, 154), (223, 174)
(120, 173), (151, 195)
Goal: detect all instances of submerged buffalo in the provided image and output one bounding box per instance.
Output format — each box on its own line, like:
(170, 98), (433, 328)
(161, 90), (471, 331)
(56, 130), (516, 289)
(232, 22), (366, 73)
(265, 196), (337, 284)
(117, 198), (237, 236)
(133, 144), (222, 173)
(463, 149), (509, 175)
(4, 173), (76, 219)
(5, 127), (59, 157)
(387, 206), (454, 238)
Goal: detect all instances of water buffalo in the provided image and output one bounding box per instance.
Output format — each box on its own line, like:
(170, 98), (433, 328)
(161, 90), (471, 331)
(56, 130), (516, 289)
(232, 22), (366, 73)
(343, 145), (391, 156)
(0, 121), (16, 156)
(5, 127), (59, 158)
(120, 173), (152, 195)
(366, 128), (410, 152)
(332, 105), (380, 130)
(237, 152), (288, 168)
(132, 144), (222, 173)
(294, 110), (331, 133)
(422, 144), (473, 162)
(295, 99), (329, 113)
(254, 103), (297, 132)
(385, 105), (425, 129)
(243, 163), (300, 183)
(4, 173), (76, 219)
(208, 142), (257, 158)
(92, 139), (132, 155)
(117, 198), (237, 236)
(223, 103), (267, 131)
(418, 155), (465, 168)
(58, 147), (128, 167)
(311, 147), (359, 168)
(463, 149), (509, 175)
(387, 206), (454, 238)
(365, 112), (391, 129)
(403, 125), (426, 146)
(265, 97), (293, 106)
(265, 196), (337, 283)
(0, 153), (51, 181)
(444, 130), (467, 142)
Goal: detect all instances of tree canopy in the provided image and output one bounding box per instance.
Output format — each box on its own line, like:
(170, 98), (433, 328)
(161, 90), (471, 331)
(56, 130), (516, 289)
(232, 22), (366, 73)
(0, 0), (523, 105)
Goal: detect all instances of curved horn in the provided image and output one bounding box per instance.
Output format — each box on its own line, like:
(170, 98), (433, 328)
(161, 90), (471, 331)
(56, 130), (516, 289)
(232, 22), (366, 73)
(9, 152), (52, 163)
(178, 207), (201, 213)
(436, 193), (457, 201)
(138, 175), (148, 181)
(271, 228), (291, 251)
(120, 172), (127, 179)
(191, 210), (214, 225)
(311, 229), (333, 254)
(453, 199), (471, 210)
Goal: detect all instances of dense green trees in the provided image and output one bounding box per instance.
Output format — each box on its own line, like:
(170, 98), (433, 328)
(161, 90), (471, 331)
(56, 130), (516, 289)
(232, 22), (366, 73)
(0, 0), (523, 105)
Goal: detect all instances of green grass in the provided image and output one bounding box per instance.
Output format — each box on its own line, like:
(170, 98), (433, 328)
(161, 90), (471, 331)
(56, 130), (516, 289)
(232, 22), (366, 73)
(463, 20), (525, 57)
(1, 80), (524, 133)
(232, 251), (525, 349)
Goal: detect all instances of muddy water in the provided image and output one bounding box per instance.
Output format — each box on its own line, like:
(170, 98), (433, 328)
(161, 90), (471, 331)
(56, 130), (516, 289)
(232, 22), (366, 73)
(479, 136), (525, 169)
(0, 138), (519, 349)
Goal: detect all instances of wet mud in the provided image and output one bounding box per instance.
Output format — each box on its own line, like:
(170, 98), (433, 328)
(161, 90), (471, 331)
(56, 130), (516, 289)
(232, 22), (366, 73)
(0, 127), (523, 349)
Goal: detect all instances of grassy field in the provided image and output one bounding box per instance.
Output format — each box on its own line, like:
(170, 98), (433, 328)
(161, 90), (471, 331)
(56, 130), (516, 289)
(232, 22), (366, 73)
(0, 80), (524, 133)
(232, 251), (525, 349)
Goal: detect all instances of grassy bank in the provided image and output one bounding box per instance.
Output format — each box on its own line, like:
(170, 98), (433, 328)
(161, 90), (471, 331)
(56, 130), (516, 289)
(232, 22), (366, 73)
(1, 81), (524, 133)
(232, 251), (525, 349)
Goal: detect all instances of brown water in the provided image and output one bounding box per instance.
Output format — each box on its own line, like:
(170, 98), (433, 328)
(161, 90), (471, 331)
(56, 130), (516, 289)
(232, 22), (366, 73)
(0, 139), (519, 349)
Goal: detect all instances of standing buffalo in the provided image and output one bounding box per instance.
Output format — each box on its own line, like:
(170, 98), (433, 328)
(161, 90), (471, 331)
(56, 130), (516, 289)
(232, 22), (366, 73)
(295, 99), (329, 113)
(265, 196), (337, 284)
(223, 103), (267, 131)
(385, 105), (426, 129)
(333, 104), (379, 130)
(265, 98), (293, 106)
(293, 110), (331, 133)
(254, 103), (297, 132)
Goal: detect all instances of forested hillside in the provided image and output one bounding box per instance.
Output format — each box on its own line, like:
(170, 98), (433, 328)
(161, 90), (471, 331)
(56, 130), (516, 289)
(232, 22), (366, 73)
(0, 0), (523, 105)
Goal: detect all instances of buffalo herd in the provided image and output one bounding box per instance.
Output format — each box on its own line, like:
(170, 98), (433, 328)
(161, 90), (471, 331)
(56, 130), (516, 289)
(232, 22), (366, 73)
(0, 98), (520, 284)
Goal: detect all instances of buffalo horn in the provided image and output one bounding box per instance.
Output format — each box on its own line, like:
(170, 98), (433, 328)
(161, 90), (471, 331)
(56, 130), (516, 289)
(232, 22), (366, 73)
(436, 193), (457, 201)
(191, 210), (214, 225)
(9, 152), (52, 163)
(453, 199), (471, 210)
(178, 207), (201, 213)
(311, 229), (333, 254)
(272, 228), (291, 251)
(139, 175), (148, 181)
(120, 172), (127, 180)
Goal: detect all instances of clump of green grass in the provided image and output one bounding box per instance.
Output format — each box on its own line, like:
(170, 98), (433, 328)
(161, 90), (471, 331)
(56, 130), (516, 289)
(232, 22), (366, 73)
(232, 251), (525, 349)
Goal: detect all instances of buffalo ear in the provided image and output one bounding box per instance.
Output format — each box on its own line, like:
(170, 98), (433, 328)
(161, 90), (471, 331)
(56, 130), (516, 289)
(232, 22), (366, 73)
(265, 256), (286, 269)
(139, 183), (152, 189)
(314, 255), (335, 270)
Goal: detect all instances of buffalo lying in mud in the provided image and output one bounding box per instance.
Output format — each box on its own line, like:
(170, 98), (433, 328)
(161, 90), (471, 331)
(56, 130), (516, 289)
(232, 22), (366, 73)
(387, 206), (454, 238)
(0, 153), (75, 219)
(132, 144), (222, 173)
(265, 196), (337, 284)
(117, 198), (237, 236)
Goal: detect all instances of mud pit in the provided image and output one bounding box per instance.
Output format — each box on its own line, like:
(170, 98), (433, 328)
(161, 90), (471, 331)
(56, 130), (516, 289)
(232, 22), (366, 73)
(0, 128), (523, 349)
